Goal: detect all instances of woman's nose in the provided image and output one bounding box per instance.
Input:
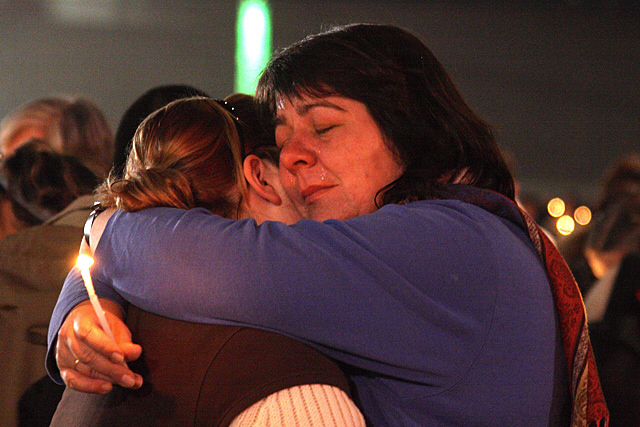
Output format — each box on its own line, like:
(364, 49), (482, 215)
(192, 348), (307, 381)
(279, 136), (317, 172)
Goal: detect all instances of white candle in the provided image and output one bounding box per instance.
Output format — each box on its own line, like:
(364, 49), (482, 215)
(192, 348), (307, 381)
(77, 254), (116, 340)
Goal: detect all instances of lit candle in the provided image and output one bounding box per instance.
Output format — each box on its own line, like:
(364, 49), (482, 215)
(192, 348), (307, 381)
(77, 253), (116, 340)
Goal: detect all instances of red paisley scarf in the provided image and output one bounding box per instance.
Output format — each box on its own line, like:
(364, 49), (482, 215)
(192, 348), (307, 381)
(443, 185), (609, 427)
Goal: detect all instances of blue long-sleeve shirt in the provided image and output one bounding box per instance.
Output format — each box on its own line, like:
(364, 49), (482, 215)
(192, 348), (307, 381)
(48, 198), (568, 426)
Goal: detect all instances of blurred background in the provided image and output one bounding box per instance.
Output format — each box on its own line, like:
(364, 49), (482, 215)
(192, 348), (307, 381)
(2, 4), (638, 424)
(1, 0), (639, 234)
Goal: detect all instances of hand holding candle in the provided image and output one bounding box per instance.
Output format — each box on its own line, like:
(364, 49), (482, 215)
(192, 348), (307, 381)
(77, 253), (116, 340)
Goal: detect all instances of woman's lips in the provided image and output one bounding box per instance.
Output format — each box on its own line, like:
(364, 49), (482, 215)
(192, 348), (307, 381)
(300, 184), (335, 204)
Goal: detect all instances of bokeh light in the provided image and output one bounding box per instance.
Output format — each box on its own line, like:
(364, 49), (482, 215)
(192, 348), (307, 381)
(556, 215), (575, 236)
(235, 0), (272, 93)
(574, 206), (592, 226)
(547, 197), (566, 218)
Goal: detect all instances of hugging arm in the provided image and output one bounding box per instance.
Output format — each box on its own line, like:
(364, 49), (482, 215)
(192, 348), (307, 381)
(49, 203), (485, 392)
(47, 210), (142, 392)
(52, 297), (142, 393)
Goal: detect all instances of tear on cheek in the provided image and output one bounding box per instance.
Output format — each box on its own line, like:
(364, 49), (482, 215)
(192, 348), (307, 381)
(280, 174), (299, 198)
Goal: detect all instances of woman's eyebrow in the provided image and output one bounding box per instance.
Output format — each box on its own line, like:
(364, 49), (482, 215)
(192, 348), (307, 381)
(298, 100), (346, 115)
(274, 100), (346, 127)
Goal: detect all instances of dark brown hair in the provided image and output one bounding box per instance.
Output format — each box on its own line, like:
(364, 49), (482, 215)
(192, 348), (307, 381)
(0, 139), (99, 225)
(256, 23), (515, 204)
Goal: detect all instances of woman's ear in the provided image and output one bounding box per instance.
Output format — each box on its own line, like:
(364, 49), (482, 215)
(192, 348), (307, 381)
(243, 155), (282, 205)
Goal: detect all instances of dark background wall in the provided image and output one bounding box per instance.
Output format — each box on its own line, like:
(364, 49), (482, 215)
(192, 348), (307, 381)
(1, 0), (638, 202)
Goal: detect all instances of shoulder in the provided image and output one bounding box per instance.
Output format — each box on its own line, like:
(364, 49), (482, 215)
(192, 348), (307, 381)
(379, 199), (507, 223)
(88, 208), (117, 253)
(342, 199), (509, 230)
(333, 199), (521, 249)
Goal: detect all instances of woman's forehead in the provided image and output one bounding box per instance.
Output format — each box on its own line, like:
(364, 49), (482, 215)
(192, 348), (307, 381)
(273, 84), (338, 109)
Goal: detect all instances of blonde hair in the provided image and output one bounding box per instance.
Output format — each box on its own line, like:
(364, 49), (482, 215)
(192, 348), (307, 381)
(96, 97), (246, 218)
(0, 97), (114, 178)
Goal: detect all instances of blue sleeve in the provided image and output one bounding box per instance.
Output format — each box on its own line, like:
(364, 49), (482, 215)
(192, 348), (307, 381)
(48, 202), (523, 385)
(77, 204), (510, 382)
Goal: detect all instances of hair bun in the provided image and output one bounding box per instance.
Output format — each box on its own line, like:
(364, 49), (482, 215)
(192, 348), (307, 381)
(112, 167), (196, 212)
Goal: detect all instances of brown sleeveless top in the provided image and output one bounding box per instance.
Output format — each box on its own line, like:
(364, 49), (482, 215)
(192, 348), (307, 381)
(84, 305), (352, 426)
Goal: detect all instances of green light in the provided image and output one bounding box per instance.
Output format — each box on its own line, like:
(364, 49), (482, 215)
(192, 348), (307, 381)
(235, 0), (271, 94)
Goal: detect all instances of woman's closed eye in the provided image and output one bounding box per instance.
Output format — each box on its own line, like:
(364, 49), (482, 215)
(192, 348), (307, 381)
(315, 125), (338, 136)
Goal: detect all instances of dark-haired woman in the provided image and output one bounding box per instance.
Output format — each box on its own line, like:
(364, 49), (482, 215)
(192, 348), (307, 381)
(51, 24), (607, 426)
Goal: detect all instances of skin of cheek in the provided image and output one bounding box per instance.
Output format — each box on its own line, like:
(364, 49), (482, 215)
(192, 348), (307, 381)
(349, 148), (404, 215)
(277, 150), (403, 221)
(279, 167), (310, 218)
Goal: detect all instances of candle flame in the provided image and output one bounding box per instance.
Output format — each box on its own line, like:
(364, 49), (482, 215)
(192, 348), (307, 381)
(77, 253), (94, 270)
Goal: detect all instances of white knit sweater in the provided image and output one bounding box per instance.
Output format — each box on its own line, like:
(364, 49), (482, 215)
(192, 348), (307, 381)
(230, 384), (365, 426)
